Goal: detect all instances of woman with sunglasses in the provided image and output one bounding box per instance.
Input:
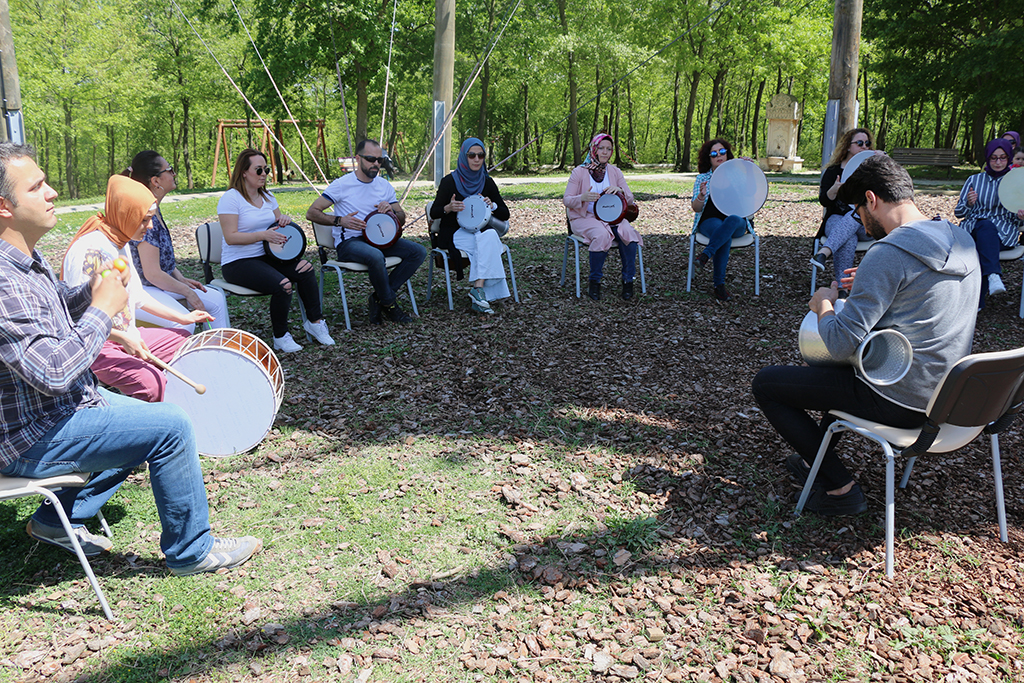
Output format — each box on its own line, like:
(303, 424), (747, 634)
(810, 128), (875, 286)
(563, 133), (643, 301)
(954, 137), (1024, 308)
(125, 150), (230, 333)
(691, 138), (753, 301)
(217, 148), (334, 351)
(429, 138), (511, 314)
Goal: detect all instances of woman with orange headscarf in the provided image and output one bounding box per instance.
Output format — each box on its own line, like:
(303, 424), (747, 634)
(62, 175), (213, 402)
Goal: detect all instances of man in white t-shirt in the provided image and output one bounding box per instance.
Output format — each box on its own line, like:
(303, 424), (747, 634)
(307, 140), (426, 324)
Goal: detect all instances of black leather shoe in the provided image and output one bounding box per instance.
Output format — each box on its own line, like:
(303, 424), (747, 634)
(714, 284), (731, 301)
(696, 253), (710, 270)
(621, 281), (634, 300)
(803, 483), (867, 516)
(368, 294), (383, 325)
(588, 280), (601, 301)
(382, 301), (413, 323)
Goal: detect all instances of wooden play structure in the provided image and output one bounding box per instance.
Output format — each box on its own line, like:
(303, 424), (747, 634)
(210, 119), (330, 187)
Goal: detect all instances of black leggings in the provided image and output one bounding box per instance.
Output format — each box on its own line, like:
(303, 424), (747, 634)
(222, 255), (321, 338)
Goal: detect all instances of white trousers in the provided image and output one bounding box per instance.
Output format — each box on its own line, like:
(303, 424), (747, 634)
(452, 228), (511, 302)
(135, 284), (231, 334)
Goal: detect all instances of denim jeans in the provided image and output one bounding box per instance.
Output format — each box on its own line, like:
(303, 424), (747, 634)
(971, 219), (1008, 309)
(697, 215), (748, 286)
(336, 237), (427, 307)
(0, 389), (212, 568)
(588, 225), (638, 283)
(752, 365), (926, 489)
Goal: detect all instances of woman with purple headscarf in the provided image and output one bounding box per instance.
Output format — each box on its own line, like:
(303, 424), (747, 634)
(954, 137), (1024, 308)
(563, 133), (643, 301)
(429, 137), (511, 314)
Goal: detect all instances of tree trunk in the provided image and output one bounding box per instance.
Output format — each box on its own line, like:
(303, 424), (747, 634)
(971, 105), (989, 166)
(477, 60), (490, 141)
(63, 102), (77, 199)
(876, 102), (889, 151)
(944, 100), (960, 150)
(751, 79), (766, 160)
(704, 69), (727, 142)
(626, 79), (636, 163)
(355, 64), (369, 141)
(591, 64), (601, 143)
(556, 0), (581, 164)
(682, 69), (701, 172)
(739, 76), (753, 153)
(181, 95), (194, 189)
(521, 82), (530, 172)
(671, 70), (683, 171)
(613, 83), (621, 166)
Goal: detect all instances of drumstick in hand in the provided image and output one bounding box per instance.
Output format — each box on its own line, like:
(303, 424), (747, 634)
(145, 353), (207, 395)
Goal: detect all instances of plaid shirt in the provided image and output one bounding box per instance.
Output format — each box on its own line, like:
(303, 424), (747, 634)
(0, 239), (110, 467)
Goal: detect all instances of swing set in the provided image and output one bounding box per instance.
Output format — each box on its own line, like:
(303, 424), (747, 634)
(210, 118), (330, 187)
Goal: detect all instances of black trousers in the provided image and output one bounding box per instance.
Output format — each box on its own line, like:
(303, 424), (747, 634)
(222, 255), (322, 338)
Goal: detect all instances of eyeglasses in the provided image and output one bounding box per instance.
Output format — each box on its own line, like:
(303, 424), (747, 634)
(158, 166), (175, 176)
(853, 140), (871, 148)
(466, 152), (486, 160)
(252, 166), (270, 176)
(359, 155), (383, 164)
(709, 150), (728, 158)
(990, 154), (1009, 161)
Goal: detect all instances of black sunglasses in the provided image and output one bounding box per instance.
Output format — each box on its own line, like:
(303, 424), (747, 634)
(359, 155), (384, 164)
(466, 152), (486, 160)
(253, 166), (270, 175)
(853, 140), (871, 148)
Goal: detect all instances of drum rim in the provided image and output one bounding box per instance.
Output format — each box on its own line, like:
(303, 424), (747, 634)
(363, 210), (400, 247)
(594, 193), (626, 223)
(457, 195), (492, 230)
(263, 221), (307, 261)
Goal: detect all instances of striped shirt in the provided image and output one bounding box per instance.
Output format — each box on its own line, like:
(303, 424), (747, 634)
(0, 239), (110, 467)
(954, 172), (1024, 248)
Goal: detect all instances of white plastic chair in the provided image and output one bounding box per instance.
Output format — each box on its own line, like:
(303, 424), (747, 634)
(0, 473), (114, 620)
(796, 346), (1024, 578)
(686, 221), (759, 296)
(311, 223), (419, 330)
(559, 210), (647, 298)
(423, 202), (519, 310)
(809, 236), (876, 294)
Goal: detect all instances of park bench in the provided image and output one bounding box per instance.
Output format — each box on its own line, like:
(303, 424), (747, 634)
(889, 148), (959, 176)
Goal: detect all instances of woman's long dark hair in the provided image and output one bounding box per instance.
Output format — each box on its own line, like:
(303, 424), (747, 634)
(697, 138), (734, 174)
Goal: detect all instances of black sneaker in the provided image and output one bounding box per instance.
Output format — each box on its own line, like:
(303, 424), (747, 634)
(803, 483), (867, 516)
(696, 252), (709, 270)
(368, 294), (383, 325)
(714, 284), (731, 301)
(382, 301), (413, 323)
(621, 281), (634, 301)
(810, 253), (827, 272)
(588, 280), (601, 301)
(785, 453), (825, 489)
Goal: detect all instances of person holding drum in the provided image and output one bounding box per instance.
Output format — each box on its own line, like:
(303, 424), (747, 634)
(428, 137), (511, 314)
(810, 128), (874, 285)
(125, 150), (230, 333)
(690, 138), (753, 301)
(306, 139), (426, 324)
(953, 137), (1024, 308)
(753, 154), (980, 516)
(563, 133), (642, 301)
(62, 175), (214, 403)
(217, 148), (335, 351)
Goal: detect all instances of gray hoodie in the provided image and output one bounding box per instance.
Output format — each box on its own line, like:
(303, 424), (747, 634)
(820, 218), (981, 410)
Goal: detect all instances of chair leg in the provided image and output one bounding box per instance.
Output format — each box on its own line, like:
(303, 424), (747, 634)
(407, 279), (419, 317)
(899, 456), (917, 489)
(885, 447), (895, 578)
(992, 433), (1008, 543)
(753, 232), (761, 297)
(336, 269), (352, 331)
(638, 244), (647, 294)
(504, 245), (520, 303)
(573, 238), (581, 298)
(424, 253), (436, 305)
(560, 237), (570, 288)
(96, 509), (112, 538)
(796, 422), (845, 513)
(810, 237), (819, 296)
(36, 487), (114, 620)
(442, 252), (454, 311)
(686, 232), (696, 292)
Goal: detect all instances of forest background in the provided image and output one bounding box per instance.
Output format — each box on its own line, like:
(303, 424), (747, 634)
(10, 0), (1024, 199)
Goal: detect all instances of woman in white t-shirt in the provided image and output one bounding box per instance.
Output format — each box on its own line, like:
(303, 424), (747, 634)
(62, 175), (214, 402)
(216, 149), (334, 352)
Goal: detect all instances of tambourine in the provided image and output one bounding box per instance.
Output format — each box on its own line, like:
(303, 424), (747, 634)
(593, 192), (639, 225)
(841, 150), (878, 183)
(363, 211), (403, 250)
(263, 222), (307, 262)
(708, 159), (768, 218)
(457, 195), (492, 232)
(999, 166), (1024, 215)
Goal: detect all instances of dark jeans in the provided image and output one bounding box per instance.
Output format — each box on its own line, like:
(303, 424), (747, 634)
(752, 365), (926, 489)
(336, 237), (427, 306)
(588, 225), (638, 283)
(222, 254), (322, 338)
(971, 219), (1011, 308)
(697, 215), (748, 286)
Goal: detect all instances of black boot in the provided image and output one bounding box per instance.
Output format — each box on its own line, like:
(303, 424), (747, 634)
(367, 294), (383, 325)
(382, 301), (413, 323)
(588, 280), (601, 301)
(621, 281), (634, 300)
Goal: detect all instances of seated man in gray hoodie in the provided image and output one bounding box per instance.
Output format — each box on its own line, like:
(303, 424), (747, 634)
(752, 154), (981, 515)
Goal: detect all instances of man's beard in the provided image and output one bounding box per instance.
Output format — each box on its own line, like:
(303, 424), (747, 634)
(362, 165), (379, 179)
(863, 210), (886, 240)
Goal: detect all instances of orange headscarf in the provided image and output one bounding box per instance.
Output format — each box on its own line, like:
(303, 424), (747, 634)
(65, 175), (156, 259)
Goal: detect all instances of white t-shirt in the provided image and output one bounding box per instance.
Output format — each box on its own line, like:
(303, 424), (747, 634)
(62, 231), (145, 340)
(587, 176), (609, 215)
(216, 188), (280, 265)
(321, 173), (398, 247)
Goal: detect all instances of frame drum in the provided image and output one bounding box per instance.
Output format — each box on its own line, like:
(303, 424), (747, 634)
(363, 211), (402, 249)
(263, 222), (307, 262)
(999, 166), (1024, 214)
(164, 329), (284, 457)
(841, 150), (878, 183)
(594, 193), (627, 224)
(457, 195), (492, 232)
(708, 159), (768, 218)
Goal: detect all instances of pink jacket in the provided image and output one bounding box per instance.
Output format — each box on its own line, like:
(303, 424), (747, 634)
(562, 165), (635, 220)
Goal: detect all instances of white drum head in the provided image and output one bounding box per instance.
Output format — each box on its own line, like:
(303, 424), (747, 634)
(264, 222), (306, 261)
(709, 159), (768, 218)
(457, 195), (491, 231)
(594, 193), (625, 223)
(364, 212), (399, 248)
(999, 166), (1024, 214)
(841, 150), (878, 183)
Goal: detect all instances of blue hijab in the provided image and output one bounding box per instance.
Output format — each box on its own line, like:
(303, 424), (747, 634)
(453, 138), (487, 197)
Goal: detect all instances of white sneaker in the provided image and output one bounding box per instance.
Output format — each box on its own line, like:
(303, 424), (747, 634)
(303, 319), (336, 345)
(273, 332), (302, 353)
(989, 273), (1007, 296)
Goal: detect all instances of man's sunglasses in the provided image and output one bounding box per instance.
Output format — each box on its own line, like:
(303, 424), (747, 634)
(359, 155), (384, 164)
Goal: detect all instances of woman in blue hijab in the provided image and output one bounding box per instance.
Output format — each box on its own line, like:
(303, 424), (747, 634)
(429, 138), (512, 314)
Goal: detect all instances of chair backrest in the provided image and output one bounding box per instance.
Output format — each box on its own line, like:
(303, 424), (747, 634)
(312, 222), (334, 249)
(195, 222), (224, 284)
(926, 347), (1024, 428)
(425, 202), (441, 236)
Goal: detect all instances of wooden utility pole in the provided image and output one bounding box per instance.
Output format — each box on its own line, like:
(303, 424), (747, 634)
(0, 0), (24, 143)
(432, 0), (455, 181)
(822, 0), (862, 162)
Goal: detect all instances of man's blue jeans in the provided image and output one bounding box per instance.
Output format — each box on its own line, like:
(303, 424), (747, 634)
(336, 237), (427, 307)
(0, 390), (212, 569)
(697, 215), (748, 286)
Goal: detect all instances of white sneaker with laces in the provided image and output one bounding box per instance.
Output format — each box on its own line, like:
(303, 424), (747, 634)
(989, 273), (1007, 296)
(303, 319), (335, 345)
(273, 332), (302, 353)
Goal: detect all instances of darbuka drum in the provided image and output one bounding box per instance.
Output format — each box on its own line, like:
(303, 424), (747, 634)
(263, 221), (307, 262)
(363, 211), (402, 249)
(999, 166), (1024, 214)
(709, 159), (768, 218)
(457, 195), (492, 232)
(163, 329), (284, 457)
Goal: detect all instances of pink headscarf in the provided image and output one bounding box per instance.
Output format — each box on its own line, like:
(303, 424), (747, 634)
(583, 133), (613, 183)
